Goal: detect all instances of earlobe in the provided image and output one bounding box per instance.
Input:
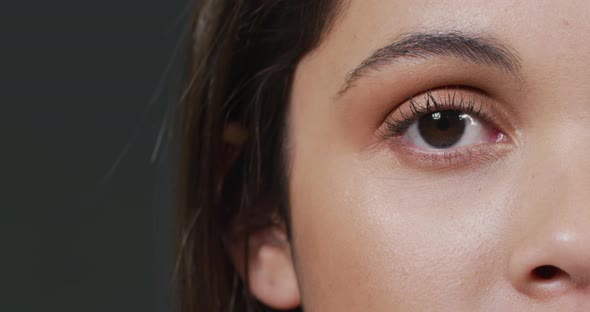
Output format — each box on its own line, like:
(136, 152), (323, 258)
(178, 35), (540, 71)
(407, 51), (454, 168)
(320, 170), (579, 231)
(230, 226), (301, 310)
(249, 238), (301, 309)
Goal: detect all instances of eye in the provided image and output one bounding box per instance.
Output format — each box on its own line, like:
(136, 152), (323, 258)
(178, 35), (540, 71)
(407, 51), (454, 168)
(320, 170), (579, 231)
(379, 88), (513, 168)
(402, 110), (498, 150)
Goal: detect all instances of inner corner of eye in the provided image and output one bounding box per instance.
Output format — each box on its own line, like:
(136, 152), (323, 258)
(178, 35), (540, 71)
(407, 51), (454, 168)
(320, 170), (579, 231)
(493, 131), (509, 143)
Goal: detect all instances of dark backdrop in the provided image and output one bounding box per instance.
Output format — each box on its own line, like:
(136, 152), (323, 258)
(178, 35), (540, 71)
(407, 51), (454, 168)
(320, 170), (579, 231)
(1, 0), (190, 310)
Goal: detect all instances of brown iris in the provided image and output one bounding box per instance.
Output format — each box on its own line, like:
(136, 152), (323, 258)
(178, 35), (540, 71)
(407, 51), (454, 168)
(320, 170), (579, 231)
(418, 110), (466, 148)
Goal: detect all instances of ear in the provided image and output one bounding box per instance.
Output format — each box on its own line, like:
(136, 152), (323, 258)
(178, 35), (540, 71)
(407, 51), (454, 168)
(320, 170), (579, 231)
(229, 226), (301, 310)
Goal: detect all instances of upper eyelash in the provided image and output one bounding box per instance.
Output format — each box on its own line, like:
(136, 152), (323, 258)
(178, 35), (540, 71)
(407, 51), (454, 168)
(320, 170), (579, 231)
(382, 87), (494, 138)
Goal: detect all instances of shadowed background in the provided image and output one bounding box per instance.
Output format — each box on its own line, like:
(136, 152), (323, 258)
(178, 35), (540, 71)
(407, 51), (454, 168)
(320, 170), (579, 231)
(1, 0), (190, 310)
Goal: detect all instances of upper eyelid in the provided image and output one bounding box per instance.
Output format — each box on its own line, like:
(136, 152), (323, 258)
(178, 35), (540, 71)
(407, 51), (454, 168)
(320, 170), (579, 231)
(404, 88), (489, 119)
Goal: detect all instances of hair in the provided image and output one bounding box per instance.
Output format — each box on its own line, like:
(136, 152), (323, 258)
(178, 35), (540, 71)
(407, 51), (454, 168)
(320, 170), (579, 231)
(176, 0), (346, 311)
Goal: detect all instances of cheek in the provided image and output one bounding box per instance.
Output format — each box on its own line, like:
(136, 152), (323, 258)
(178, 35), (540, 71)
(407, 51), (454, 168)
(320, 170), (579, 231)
(285, 37), (520, 310)
(289, 141), (518, 310)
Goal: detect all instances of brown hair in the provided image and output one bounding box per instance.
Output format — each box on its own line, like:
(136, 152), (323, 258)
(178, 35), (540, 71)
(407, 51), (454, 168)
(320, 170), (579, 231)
(176, 0), (345, 311)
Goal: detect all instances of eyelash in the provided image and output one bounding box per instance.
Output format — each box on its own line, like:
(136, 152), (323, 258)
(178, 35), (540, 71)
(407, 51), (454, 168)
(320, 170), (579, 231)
(381, 87), (494, 138)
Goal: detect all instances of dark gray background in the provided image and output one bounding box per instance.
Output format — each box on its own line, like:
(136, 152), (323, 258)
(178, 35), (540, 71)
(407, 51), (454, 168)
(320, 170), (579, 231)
(1, 0), (190, 310)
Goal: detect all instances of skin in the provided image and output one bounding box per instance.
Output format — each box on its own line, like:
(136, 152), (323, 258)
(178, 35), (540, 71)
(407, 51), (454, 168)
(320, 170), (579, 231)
(237, 0), (590, 311)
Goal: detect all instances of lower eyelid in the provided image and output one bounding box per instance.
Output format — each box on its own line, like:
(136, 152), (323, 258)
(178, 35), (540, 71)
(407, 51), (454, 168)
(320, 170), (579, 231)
(386, 137), (514, 169)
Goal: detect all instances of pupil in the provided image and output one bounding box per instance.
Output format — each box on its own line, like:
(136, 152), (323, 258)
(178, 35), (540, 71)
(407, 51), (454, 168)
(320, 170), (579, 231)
(418, 110), (466, 148)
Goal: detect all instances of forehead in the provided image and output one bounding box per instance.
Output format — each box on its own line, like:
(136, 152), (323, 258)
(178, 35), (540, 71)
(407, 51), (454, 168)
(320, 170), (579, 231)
(296, 0), (590, 103)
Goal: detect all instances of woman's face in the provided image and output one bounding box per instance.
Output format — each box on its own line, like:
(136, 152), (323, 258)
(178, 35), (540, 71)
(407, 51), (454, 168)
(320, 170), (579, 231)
(287, 0), (590, 310)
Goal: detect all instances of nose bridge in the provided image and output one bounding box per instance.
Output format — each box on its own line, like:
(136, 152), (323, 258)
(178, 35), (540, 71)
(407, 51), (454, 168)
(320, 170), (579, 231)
(553, 119), (590, 216)
(524, 116), (590, 219)
(507, 122), (590, 299)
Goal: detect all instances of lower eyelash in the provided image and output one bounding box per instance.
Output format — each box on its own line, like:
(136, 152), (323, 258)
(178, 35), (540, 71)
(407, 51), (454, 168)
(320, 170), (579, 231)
(389, 139), (511, 169)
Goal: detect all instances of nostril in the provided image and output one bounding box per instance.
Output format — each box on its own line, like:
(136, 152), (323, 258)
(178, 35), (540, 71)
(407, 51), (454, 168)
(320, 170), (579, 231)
(531, 265), (567, 281)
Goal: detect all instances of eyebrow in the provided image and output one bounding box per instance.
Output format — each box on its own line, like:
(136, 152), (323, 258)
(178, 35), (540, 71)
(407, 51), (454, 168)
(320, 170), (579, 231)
(336, 31), (522, 97)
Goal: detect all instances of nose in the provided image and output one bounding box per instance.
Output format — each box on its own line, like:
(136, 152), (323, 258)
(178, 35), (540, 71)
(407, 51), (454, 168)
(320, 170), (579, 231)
(508, 142), (590, 300)
(509, 229), (590, 298)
